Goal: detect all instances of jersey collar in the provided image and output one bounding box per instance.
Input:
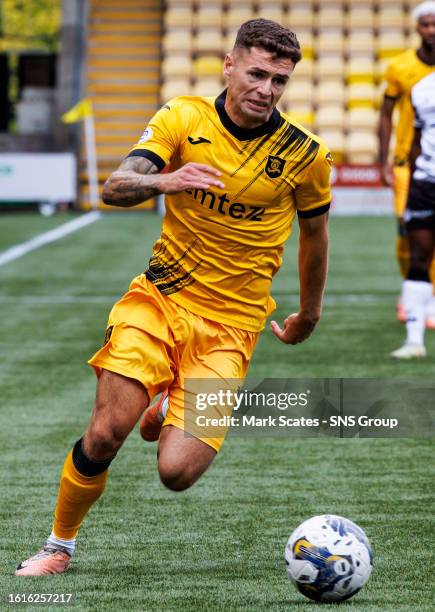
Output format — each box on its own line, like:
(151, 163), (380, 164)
(215, 89), (283, 141)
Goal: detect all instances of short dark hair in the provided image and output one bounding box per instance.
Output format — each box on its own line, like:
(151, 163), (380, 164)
(233, 18), (302, 64)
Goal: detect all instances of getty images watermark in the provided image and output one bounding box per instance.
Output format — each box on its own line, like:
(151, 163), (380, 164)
(183, 379), (435, 439)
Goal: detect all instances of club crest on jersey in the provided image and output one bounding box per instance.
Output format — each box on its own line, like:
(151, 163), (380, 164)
(265, 155), (285, 178)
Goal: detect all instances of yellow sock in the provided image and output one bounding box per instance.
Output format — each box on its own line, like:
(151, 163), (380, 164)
(396, 234), (410, 279)
(53, 449), (108, 540)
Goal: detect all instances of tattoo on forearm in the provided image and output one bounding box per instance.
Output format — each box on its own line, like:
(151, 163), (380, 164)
(102, 157), (160, 206)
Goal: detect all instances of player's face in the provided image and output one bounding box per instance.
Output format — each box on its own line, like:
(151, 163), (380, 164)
(224, 46), (294, 128)
(417, 15), (435, 49)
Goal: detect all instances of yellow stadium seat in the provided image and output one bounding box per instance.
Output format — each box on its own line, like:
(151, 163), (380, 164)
(376, 7), (406, 30)
(345, 107), (377, 131)
(366, 0), (398, 4)
(315, 55), (345, 80)
(346, 31), (375, 56)
(316, 31), (345, 55)
(194, 30), (223, 54)
(316, 80), (345, 106)
(377, 55), (394, 78)
(403, 8), (414, 31)
(164, 7), (193, 29)
(346, 7), (375, 31)
(315, 105), (345, 131)
(346, 82), (377, 108)
(315, 0), (345, 6)
(195, 7), (223, 29)
(166, 0), (193, 6)
(286, 6), (313, 30)
(191, 78), (223, 97)
(193, 56), (222, 79)
(317, 129), (345, 162)
(281, 80), (314, 106)
(346, 131), (378, 164)
(161, 78), (191, 102)
(291, 57), (314, 81)
(295, 29), (314, 58)
(162, 54), (192, 79)
(225, 7), (255, 30)
(163, 30), (192, 54)
(257, 4), (284, 23)
(223, 31), (238, 53)
(316, 7), (345, 30)
(345, 4), (375, 31)
(291, 109), (315, 131)
(345, 57), (376, 84)
(405, 30), (420, 50)
(376, 31), (406, 59)
(195, 0), (223, 5)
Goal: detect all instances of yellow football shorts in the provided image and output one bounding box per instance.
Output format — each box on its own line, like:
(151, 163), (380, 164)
(89, 274), (258, 451)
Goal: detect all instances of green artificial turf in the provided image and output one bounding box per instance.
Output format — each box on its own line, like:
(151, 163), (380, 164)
(0, 212), (433, 611)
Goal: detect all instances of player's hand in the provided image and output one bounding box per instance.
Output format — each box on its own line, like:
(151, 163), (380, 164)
(270, 312), (319, 345)
(158, 162), (225, 194)
(380, 163), (393, 187)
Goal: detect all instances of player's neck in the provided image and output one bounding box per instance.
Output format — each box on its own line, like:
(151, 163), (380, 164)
(224, 95), (272, 130)
(417, 43), (435, 65)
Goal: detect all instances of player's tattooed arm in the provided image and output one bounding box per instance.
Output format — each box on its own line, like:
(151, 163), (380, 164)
(103, 156), (225, 207)
(102, 156), (161, 207)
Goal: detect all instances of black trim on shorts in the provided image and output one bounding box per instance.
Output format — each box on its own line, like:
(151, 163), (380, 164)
(384, 94), (398, 101)
(404, 179), (435, 231)
(297, 203), (331, 218)
(126, 149), (166, 172)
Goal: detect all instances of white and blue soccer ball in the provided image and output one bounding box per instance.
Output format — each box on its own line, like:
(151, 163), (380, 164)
(284, 514), (372, 603)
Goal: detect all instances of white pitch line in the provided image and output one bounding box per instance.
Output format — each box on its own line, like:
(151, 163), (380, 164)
(0, 211), (102, 267)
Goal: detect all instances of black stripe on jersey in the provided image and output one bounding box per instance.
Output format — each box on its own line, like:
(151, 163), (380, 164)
(275, 124), (310, 158)
(145, 239), (201, 295)
(272, 140), (320, 199)
(235, 125), (300, 178)
(215, 89), (283, 141)
(233, 133), (320, 200)
(231, 130), (281, 177)
(233, 167), (266, 200)
(297, 203), (330, 218)
(127, 149), (166, 172)
(146, 268), (196, 294)
(289, 140), (320, 181)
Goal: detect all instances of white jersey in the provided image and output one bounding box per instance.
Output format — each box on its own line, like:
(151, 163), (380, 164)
(411, 72), (435, 183)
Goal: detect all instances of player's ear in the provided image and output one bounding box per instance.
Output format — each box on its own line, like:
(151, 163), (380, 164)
(223, 53), (235, 79)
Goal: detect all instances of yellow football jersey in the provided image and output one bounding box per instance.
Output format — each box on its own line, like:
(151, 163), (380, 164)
(384, 49), (435, 166)
(128, 91), (332, 332)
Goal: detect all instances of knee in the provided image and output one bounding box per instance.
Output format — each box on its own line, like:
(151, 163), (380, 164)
(84, 423), (124, 461)
(158, 460), (196, 492)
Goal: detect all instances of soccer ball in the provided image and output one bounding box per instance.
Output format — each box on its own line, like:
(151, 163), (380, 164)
(284, 514), (372, 603)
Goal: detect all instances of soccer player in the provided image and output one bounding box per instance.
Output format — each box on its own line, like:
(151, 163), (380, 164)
(15, 19), (331, 576)
(378, 1), (435, 326)
(391, 69), (435, 358)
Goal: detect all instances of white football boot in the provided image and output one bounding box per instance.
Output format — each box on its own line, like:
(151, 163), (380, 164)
(390, 344), (427, 359)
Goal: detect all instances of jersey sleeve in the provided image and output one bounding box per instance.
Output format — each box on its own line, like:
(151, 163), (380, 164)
(383, 60), (402, 99)
(293, 144), (332, 218)
(127, 100), (186, 170)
